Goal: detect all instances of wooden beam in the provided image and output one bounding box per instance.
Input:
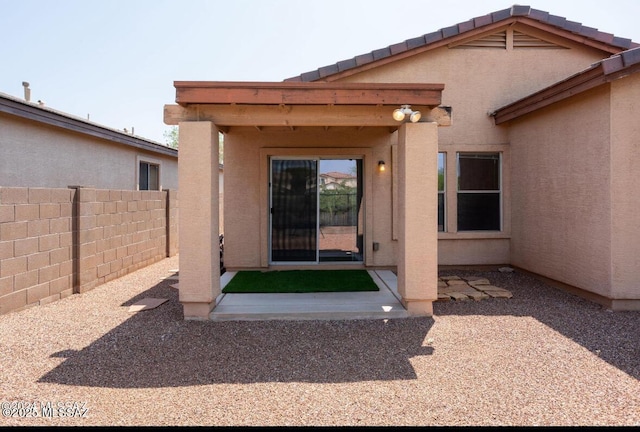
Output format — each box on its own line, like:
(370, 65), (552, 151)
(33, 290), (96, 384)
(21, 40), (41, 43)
(165, 103), (447, 127)
(174, 81), (443, 106)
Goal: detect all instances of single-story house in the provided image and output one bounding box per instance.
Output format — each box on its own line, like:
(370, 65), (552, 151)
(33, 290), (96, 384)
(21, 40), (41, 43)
(164, 5), (640, 319)
(0, 90), (180, 314)
(0, 90), (178, 190)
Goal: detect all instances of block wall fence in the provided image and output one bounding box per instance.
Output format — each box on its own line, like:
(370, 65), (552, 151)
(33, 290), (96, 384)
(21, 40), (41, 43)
(0, 187), (178, 315)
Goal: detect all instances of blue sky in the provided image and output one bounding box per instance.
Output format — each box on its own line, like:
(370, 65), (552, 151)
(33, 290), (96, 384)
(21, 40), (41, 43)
(1, 0), (639, 144)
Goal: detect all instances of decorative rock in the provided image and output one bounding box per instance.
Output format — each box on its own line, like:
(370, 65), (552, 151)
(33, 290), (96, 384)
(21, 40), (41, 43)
(460, 288), (482, 295)
(448, 292), (469, 301)
(435, 275), (512, 302)
(466, 291), (490, 301)
(476, 285), (501, 291)
(464, 276), (485, 281)
(447, 279), (469, 286)
(439, 286), (468, 294)
(468, 279), (491, 286)
(482, 289), (513, 299)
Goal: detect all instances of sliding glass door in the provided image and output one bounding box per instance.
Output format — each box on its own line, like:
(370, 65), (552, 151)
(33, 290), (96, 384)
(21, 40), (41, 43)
(270, 159), (318, 262)
(270, 158), (363, 264)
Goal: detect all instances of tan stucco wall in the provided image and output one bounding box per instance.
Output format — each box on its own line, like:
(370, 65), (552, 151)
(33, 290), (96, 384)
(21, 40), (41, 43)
(508, 86), (613, 297)
(223, 127), (395, 269)
(332, 26), (607, 265)
(0, 113), (178, 190)
(178, 122), (219, 319)
(396, 122), (438, 315)
(438, 238), (510, 265)
(610, 73), (640, 300)
(337, 28), (606, 146)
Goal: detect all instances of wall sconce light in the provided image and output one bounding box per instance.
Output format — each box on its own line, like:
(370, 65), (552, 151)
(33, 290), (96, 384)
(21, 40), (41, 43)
(378, 160), (386, 172)
(392, 104), (422, 123)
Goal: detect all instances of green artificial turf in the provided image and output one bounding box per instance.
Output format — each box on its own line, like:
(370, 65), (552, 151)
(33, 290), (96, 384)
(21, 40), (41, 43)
(222, 270), (379, 293)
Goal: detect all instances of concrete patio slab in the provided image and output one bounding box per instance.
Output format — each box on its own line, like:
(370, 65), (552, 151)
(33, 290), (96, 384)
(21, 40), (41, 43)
(210, 270), (409, 321)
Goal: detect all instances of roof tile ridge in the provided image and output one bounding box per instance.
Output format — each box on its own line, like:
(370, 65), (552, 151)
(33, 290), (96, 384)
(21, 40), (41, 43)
(284, 5), (637, 82)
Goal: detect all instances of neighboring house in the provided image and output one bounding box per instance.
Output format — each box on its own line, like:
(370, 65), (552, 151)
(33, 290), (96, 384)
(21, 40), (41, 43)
(165, 5), (640, 319)
(0, 91), (179, 315)
(0, 91), (178, 190)
(320, 172), (357, 190)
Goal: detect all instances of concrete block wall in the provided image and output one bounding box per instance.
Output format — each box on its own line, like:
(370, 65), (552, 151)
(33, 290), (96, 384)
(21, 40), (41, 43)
(0, 187), (75, 314)
(0, 187), (178, 314)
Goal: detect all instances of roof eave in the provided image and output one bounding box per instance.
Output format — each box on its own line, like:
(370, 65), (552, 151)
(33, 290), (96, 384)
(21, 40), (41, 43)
(492, 48), (640, 124)
(0, 94), (177, 158)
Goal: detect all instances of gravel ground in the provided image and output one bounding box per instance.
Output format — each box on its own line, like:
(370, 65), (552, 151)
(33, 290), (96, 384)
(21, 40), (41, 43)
(1, 255), (639, 426)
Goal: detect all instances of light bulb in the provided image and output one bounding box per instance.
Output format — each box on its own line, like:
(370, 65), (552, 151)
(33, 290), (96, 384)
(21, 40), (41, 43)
(392, 108), (406, 122)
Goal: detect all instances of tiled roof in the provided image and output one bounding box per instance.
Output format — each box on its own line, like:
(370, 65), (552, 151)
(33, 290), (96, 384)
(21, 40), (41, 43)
(321, 172), (356, 179)
(286, 5), (639, 82)
(600, 45), (640, 75)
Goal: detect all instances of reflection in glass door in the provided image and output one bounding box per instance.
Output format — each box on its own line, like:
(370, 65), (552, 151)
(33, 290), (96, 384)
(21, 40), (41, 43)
(318, 159), (363, 262)
(270, 160), (318, 262)
(270, 158), (363, 263)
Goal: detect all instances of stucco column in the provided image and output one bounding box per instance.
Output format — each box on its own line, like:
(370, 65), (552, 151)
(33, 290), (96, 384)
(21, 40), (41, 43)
(397, 122), (438, 315)
(178, 122), (220, 319)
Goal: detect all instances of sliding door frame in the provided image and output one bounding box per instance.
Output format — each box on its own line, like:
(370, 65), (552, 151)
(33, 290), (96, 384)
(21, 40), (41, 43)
(261, 148), (373, 267)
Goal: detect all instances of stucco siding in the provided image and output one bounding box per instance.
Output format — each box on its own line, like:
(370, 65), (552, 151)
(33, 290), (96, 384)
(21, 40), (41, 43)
(439, 238), (510, 265)
(223, 130), (263, 268)
(223, 127), (395, 269)
(610, 74), (640, 299)
(0, 113), (178, 190)
(332, 29), (606, 266)
(509, 87), (612, 297)
(337, 33), (606, 146)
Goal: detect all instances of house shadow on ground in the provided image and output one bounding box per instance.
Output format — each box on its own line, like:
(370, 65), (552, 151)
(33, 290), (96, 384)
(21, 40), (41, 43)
(435, 268), (640, 381)
(38, 277), (434, 388)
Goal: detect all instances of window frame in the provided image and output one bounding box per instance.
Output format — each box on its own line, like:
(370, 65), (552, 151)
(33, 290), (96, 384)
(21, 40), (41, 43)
(438, 152), (446, 232)
(136, 155), (162, 191)
(456, 152), (502, 232)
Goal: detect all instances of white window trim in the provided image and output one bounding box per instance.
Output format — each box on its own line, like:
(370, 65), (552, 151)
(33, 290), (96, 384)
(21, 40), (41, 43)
(136, 155), (163, 191)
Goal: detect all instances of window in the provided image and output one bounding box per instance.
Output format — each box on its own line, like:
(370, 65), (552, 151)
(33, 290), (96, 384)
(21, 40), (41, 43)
(457, 153), (501, 231)
(438, 152), (445, 232)
(139, 161), (159, 190)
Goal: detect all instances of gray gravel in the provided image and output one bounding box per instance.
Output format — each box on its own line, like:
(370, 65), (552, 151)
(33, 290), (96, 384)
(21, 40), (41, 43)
(1, 255), (639, 426)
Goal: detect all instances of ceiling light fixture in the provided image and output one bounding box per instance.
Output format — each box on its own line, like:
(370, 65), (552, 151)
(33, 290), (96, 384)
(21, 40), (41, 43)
(392, 104), (422, 123)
